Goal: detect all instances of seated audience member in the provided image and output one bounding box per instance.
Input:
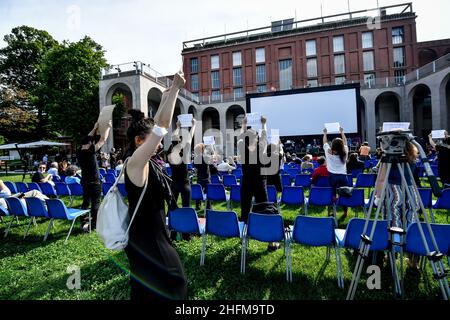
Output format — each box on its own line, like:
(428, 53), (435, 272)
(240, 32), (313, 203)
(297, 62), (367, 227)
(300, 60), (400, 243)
(58, 160), (69, 176)
(292, 154), (302, 165)
(0, 180), (49, 212)
(347, 153), (365, 174)
(47, 162), (60, 181)
(311, 157), (330, 185)
(301, 155), (314, 171)
(0, 180), (12, 199)
(217, 158), (236, 174)
(32, 163), (54, 186)
(359, 142), (371, 160)
(65, 165), (81, 184)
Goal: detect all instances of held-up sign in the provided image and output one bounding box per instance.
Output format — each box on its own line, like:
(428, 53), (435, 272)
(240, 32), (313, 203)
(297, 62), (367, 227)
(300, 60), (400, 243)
(324, 122), (341, 134)
(246, 113), (262, 127)
(203, 136), (215, 146)
(431, 130), (446, 139)
(177, 114), (193, 128)
(382, 122), (410, 132)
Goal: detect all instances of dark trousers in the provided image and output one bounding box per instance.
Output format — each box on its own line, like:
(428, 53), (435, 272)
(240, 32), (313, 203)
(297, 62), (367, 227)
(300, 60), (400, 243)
(240, 176), (268, 223)
(81, 181), (102, 227)
(196, 179), (211, 210)
(170, 181), (191, 210)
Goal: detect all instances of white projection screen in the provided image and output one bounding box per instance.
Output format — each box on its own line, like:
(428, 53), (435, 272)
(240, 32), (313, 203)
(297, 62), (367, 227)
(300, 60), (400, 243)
(247, 84), (361, 137)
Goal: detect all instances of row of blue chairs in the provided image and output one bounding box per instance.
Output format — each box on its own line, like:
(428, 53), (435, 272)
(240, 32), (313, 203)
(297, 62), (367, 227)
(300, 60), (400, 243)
(1, 197), (90, 244)
(167, 208), (450, 291)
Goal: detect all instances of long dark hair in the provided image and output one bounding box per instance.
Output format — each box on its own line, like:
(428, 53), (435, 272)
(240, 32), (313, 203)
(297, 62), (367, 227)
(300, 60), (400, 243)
(331, 138), (347, 163)
(126, 110), (154, 157)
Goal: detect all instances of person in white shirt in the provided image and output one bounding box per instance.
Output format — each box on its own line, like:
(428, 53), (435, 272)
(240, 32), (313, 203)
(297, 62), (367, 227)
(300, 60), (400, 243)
(47, 162), (60, 181)
(323, 126), (349, 219)
(217, 158), (236, 174)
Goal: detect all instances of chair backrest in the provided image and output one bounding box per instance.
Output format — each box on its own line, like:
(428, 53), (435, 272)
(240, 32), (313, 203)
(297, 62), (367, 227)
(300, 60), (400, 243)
(287, 168), (300, 179)
(102, 183), (113, 196)
(418, 188), (432, 208)
(4, 181), (17, 194)
(292, 216), (335, 246)
(351, 169), (364, 179)
(206, 210), (241, 238)
(168, 208), (201, 234)
(210, 175), (222, 184)
(107, 169), (117, 177)
(405, 223), (450, 256)
(54, 183), (71, 196)
(434, 189), (450, 209)
(308, 187), (334, 206)
(68, 183), (84, 196)
(344, 219), (389, 251)
(16, 182), (29, 193)
(266, 185), (278, 203)
(117, 184), (128, 197)
(337, 188), (365, 208)
(27, 182), (42, 193)
(247, 213), (285, 243)
(223, 175), (238, 187)
(206, 184), (226, 201)
(314, 176), (331, 187)
(105, 173), (116, 184)
(354, 174), (377, 188)
(40, 182), (57, 197)
(5, 197), (28, 217)
(45, 199), (70, 220)
(230, 184), (241, 202)
(25, 197), (49, 218)
(191, 184), (204, 201)
(281, 174), (292, 187)
(281, 186), (305, 206)
(294, 175), (311, 188)
(232, 169), (242, 180)
(346, 175), (354, 187)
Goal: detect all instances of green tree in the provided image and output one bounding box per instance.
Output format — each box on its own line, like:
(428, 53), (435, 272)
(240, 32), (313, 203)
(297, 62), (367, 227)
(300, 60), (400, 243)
(112, 92), (127, 128)
(36, 36), (108, 143)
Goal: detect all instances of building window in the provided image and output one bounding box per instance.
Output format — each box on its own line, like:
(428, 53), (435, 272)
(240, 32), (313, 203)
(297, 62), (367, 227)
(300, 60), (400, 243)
(393, 47), (406, 68)
(211, 71), (220, 88)
(394, 69), (406, 85)
(334, 54), (345, 75)
(306, 40), (317, 56)
(364, 73), (376, 87)
(392, 27), (404, 45)
(335, 76), (346, 85)
(307, 58), (318, 78)
(191, 74), (199, 91)
(190, 58), (198, 73)
(257, 85), (266, 93)
(211, 55), (220, 70)
(333, 36), (344, 53)
(233, 87), (244, 99)
(307, 79), (318, 87)
(362, 32), (373, 49)
(233, 52), (242, 67)
(256, 65), (266, 84)
(363, 51), (375, 71)
(256, 48), (265, 64)
(279, 59), (293, 90)
(233, 68), (242, 86)
(211, 90), (221, 102)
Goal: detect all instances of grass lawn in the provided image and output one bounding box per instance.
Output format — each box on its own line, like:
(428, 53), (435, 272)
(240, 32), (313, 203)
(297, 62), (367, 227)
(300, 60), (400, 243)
(0, 173), (448, 300)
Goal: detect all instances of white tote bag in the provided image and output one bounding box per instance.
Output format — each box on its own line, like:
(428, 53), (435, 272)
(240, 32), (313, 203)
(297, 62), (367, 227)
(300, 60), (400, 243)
(96, 159), (148, 250)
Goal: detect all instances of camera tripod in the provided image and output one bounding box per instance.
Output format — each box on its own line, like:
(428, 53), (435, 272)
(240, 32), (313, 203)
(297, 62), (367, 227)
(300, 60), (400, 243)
(346, 132), (450, 300)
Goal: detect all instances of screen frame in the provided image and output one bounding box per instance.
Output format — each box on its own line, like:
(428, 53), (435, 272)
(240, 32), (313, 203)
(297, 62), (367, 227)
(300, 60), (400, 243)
(246, 83), (362, 137)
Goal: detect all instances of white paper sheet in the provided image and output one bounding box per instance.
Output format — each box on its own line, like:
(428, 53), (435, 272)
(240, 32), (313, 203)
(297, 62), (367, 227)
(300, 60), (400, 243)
(324, 122), (341, 134)
(98, 105), (116, 135)
(382, 122), (410, 132)
(177, 114), (193, 128)
(268, 135), (280, 145)
(203, 136), (215, 146)
(432, 130), (446, 139)
(246, 113), (262, 127)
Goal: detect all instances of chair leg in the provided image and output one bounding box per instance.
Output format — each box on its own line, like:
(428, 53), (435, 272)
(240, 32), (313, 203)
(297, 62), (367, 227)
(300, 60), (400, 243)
(43, 219), (54, 241)
(200, 234), (206, 266)
(241, 238), (247, 274)
(4, 215), (16, 238)
(89, 212), (92, 233)
(65, 218), (78, 245)
(23, 218), (33, 240)
(334, 245), (344, 289)
(326, 246), (331, 263)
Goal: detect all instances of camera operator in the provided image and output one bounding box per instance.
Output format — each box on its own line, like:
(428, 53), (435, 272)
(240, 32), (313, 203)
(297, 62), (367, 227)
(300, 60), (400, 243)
(428, 131), (450, 186)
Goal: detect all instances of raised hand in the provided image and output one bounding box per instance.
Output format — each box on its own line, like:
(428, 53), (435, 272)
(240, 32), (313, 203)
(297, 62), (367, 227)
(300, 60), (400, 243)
(173, 71), (186, 89)
(261, 116), (267, 125)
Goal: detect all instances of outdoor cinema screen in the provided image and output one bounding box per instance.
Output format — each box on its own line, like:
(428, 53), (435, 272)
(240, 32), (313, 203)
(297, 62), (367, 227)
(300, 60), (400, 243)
(246, 84), (360, 137)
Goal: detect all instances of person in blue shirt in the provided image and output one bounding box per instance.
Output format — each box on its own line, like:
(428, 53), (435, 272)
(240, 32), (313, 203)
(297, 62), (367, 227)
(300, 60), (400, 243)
(65, 165), (81, 185)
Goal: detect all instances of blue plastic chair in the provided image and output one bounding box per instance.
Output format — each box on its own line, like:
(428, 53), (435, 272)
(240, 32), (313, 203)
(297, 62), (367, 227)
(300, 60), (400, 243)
(27, 183), (42, 193)
(105, 173), (116, 184)
(288, 216), (344, 287)
(281, 174), (292, 187)
(223, 175), (238, 187)
(40, 183), (57, 197)
(281, 186), (305, 213)
(418, 188), (435, 222)
(68, 183), (84, 197)
(4, 182), (17, 194)
(117, 184), (128, 197)
(266, 185), (280, 205)
(405, 223), (450, 257)
(201, 210), (245, 267)
(102, 182), (113, 196)
(294, 175), (311, 188)
(335, 219), (389, 252)
(55, 183), (72, 197)
(15, 182), (29, 193)
(302, 168), (314, 175)
(168, 208), (205, 250)
(242, 213), (289, 280)
(45, 199), (90, 244)
(107, 169), (117, 177)
(4, 197), (29, 238)
(211, 175), (222, 184)
(336, 189), (366, 217)
(99, 168), (107, 176)
(191, 184), (206, 205)
(354, 174), (376, 189)
(206, 184), (229, 209)
(351, 169), (364, 180)
(287, 168), (300, 180)
(314, 176), (331, 187)
(433, 189), (450, 222)
(24, 197), (49, 239)
(306, 187), (335, 215)
(232, 169), (242, 180)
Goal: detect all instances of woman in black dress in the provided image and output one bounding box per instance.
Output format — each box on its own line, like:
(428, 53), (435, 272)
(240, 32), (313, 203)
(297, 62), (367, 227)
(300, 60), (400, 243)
(124, 72), (187, 301)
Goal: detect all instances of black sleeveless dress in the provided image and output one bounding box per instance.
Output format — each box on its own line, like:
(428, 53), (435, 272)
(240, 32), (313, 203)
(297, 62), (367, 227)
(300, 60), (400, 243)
(124, 160), (187, 300)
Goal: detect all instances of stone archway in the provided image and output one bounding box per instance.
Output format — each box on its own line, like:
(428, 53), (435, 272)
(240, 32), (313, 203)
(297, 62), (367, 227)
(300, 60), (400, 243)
(188, 105), (198, 119)
(440, 73), (450, 130)
(411, 84), (432, 139)
(148, 87), (163, 118)
(375, 92), (400, 133)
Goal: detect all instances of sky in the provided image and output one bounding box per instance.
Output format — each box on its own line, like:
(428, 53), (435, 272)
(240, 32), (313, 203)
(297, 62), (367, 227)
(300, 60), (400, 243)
(1, 0), (449, 75)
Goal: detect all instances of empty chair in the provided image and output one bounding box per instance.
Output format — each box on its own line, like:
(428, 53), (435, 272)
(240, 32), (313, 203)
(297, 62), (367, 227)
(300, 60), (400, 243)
(405, 223), (450, 258)
(4, 182), (17, 194)
(206, 184), (229, 209)
(4, 197), (29, 238)
(104, 173), (116, 184)
(433, 189), (450, 222)
(54, 183), (72, 197)
(241, 213), (289, 281)
(229, 184), (241, 209)
(418, 188), (435, 223)
(200, 210), (245, 266)
(27, 182), (42, 193)
(281, 174), (292, 187)
(15, 182), (29, 193)
(232, 169), (242, 180)
(281, 186), (305, 213)
(45, 199), (90, 244)
(191, 184), (206, 206)
(266, 185), (280, 205)
(335, 219), (389, 252)
(210, 175), (222, 184)
(40, 182), (57, 197)
(68, 183), (84, 197)
(351, 169), (364, 180)
(354, 174), (377, 189)
(168, 208), (205, 251)
(306, 187), (335, 215)
(288, 216), (344, 287)
(294, 175), (311, 188)
(102, 182), (113, 196)
(336, 189), (366, 217)
(24, 197), (49, 239)
(314, 176), (331, 188)
(223, 175), (238, 187)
